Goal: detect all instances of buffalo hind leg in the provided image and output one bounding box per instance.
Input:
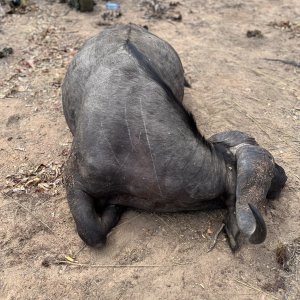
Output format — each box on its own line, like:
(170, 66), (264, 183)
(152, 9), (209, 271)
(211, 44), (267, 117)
(66, 187), (123, 248)
(96, 204), (125, 238)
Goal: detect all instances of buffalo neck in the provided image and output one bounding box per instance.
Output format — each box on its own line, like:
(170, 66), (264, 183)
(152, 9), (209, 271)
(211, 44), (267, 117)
(181, 139), (233, 201)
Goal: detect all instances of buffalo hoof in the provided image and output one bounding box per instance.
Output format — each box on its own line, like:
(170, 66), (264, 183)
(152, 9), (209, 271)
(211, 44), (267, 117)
(224, 209), (240, 252)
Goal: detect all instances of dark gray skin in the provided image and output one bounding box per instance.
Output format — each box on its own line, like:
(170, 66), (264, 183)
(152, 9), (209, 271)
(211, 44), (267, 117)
(62, 24), (287, 251)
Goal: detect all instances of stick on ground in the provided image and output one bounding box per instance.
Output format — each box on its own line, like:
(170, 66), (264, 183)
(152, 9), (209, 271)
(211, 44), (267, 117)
(207, 223), (225, 252)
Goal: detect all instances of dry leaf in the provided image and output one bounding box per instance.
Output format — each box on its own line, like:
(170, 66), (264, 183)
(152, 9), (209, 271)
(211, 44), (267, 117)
(207, 228), (213, 235)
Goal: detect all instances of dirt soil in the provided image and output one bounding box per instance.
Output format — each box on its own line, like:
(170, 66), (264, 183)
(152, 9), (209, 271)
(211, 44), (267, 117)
(0, 0), (299, 299)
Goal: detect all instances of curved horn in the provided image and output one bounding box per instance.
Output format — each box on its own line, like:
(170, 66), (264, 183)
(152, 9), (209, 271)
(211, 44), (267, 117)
(248, 203), (267, 244)
(235, 145), (274, 244)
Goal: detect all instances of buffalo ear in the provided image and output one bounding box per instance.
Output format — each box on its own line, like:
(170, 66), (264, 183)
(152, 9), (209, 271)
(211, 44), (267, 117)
(267, 163), (287, 199)
(235, 145), (274, 244)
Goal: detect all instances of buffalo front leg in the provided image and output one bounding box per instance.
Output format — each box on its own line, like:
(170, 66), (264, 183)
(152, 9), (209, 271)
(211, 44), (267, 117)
(224, 207), (240, 251)
(65, 182), (123, 248)
(224, 195), (240, 252)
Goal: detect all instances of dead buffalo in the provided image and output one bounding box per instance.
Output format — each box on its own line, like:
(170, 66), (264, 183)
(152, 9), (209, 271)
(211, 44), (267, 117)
(62, 24), (287, 251)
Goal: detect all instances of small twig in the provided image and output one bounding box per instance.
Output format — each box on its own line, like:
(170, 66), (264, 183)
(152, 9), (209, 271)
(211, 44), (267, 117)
(14, 147), (26, 152)
(294, 174), (300, 181)
(230, 98), (272, 140)
(264, 58), (300, 69)
(73, 244), (86, 258)
(63, 8), (72, 16)
(296, 258), (299, 282)
(244, 95), (264, 103)
(4, 193), (55, 234)
(207, 223), (225, 252)
(165, 19), (176, 26)
(155, 214), (179, 237)
(235, 279), (279, 300)
(57, 260), (191, 268)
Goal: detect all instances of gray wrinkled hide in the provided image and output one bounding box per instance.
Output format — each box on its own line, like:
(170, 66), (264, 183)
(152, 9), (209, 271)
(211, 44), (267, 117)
(62, 24), (227, 212)
(63, 24), (185, 135)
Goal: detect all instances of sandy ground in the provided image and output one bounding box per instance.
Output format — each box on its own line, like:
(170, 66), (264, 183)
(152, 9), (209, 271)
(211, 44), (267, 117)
(0, 0), (299, 299)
